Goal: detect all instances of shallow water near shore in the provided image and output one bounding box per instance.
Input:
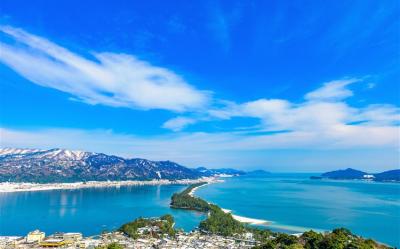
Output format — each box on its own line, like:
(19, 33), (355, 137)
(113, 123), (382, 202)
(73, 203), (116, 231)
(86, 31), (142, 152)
(195, 173), (400, 247)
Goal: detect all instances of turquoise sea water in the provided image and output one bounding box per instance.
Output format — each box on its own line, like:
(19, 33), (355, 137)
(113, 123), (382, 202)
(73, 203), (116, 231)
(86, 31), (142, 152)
(196, 174), (400, 247)
(0, 174), (399, 247)
(0, 184), (205, 236)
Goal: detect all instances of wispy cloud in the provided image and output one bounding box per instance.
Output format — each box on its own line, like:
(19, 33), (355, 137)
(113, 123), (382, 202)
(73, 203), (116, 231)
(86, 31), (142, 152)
(207, 2), (243, 51)
(304, 78), (357, 101)
(162, 117), (197, 132)
(0, 26), (210, 112)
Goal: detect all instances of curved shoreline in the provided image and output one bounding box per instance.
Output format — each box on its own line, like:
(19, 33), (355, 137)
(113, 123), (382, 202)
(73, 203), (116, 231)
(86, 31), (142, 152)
(187, 182), (214, 197)
(221, 208), (271, 225)
(0, 177), (218, 193)
(189, 183), (271, 226)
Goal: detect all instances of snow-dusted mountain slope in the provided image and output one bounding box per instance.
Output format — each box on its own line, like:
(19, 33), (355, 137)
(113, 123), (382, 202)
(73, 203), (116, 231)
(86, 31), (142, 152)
(0, 148), (202, 183)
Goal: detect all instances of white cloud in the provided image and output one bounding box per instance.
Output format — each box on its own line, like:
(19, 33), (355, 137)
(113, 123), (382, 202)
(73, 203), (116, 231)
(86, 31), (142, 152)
(162, 117), (197, 131)
(203, 79), (399, 133)
(357, 105), (400, 126)
(367, 82), (376, 89)
(241, 101), (357, 131)
(0, 26), (209, 112)
(241, 99), (291, 118)
(304, 78), (358, 101)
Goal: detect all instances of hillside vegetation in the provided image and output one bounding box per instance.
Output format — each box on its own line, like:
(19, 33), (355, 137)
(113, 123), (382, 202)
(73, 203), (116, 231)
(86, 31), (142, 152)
(119, 214), (175, 239)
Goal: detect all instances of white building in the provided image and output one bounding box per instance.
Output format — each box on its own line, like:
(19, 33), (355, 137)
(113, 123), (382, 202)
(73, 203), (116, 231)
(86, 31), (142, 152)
(363, 174), (375, 179)
(26, 230), (45, 243)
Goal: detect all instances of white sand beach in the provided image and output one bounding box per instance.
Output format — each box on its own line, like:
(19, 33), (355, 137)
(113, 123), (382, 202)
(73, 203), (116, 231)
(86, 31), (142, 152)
(221, 208), (270, 225)
(188, 181), (219, 197)
(189, 183), (270, 226)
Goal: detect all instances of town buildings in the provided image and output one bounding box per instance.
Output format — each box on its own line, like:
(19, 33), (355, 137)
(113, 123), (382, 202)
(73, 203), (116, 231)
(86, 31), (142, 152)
(0, 228), (257, 249)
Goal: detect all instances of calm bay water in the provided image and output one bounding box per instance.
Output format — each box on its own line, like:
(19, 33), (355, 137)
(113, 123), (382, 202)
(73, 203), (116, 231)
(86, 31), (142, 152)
(0, 174), (399, 247)
(196, 174), (400, 247)
(0, 184), (205, 236)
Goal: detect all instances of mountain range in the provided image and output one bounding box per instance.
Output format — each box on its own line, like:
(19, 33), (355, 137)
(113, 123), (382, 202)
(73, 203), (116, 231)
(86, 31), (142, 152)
(0, 148), (197, 183)
(0, 148), (251, 183)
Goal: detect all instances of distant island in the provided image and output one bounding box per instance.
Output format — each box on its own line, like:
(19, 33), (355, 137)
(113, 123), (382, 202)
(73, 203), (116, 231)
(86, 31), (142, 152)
(311, 168), (400, 182)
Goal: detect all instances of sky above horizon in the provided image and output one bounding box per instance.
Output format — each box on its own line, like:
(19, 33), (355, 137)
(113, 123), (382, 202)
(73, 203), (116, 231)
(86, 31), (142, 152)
(0, 0), (399, 172)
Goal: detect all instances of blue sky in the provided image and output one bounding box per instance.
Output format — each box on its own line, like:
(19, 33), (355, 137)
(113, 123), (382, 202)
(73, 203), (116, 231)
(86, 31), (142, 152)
(0, 0), (399, 171)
